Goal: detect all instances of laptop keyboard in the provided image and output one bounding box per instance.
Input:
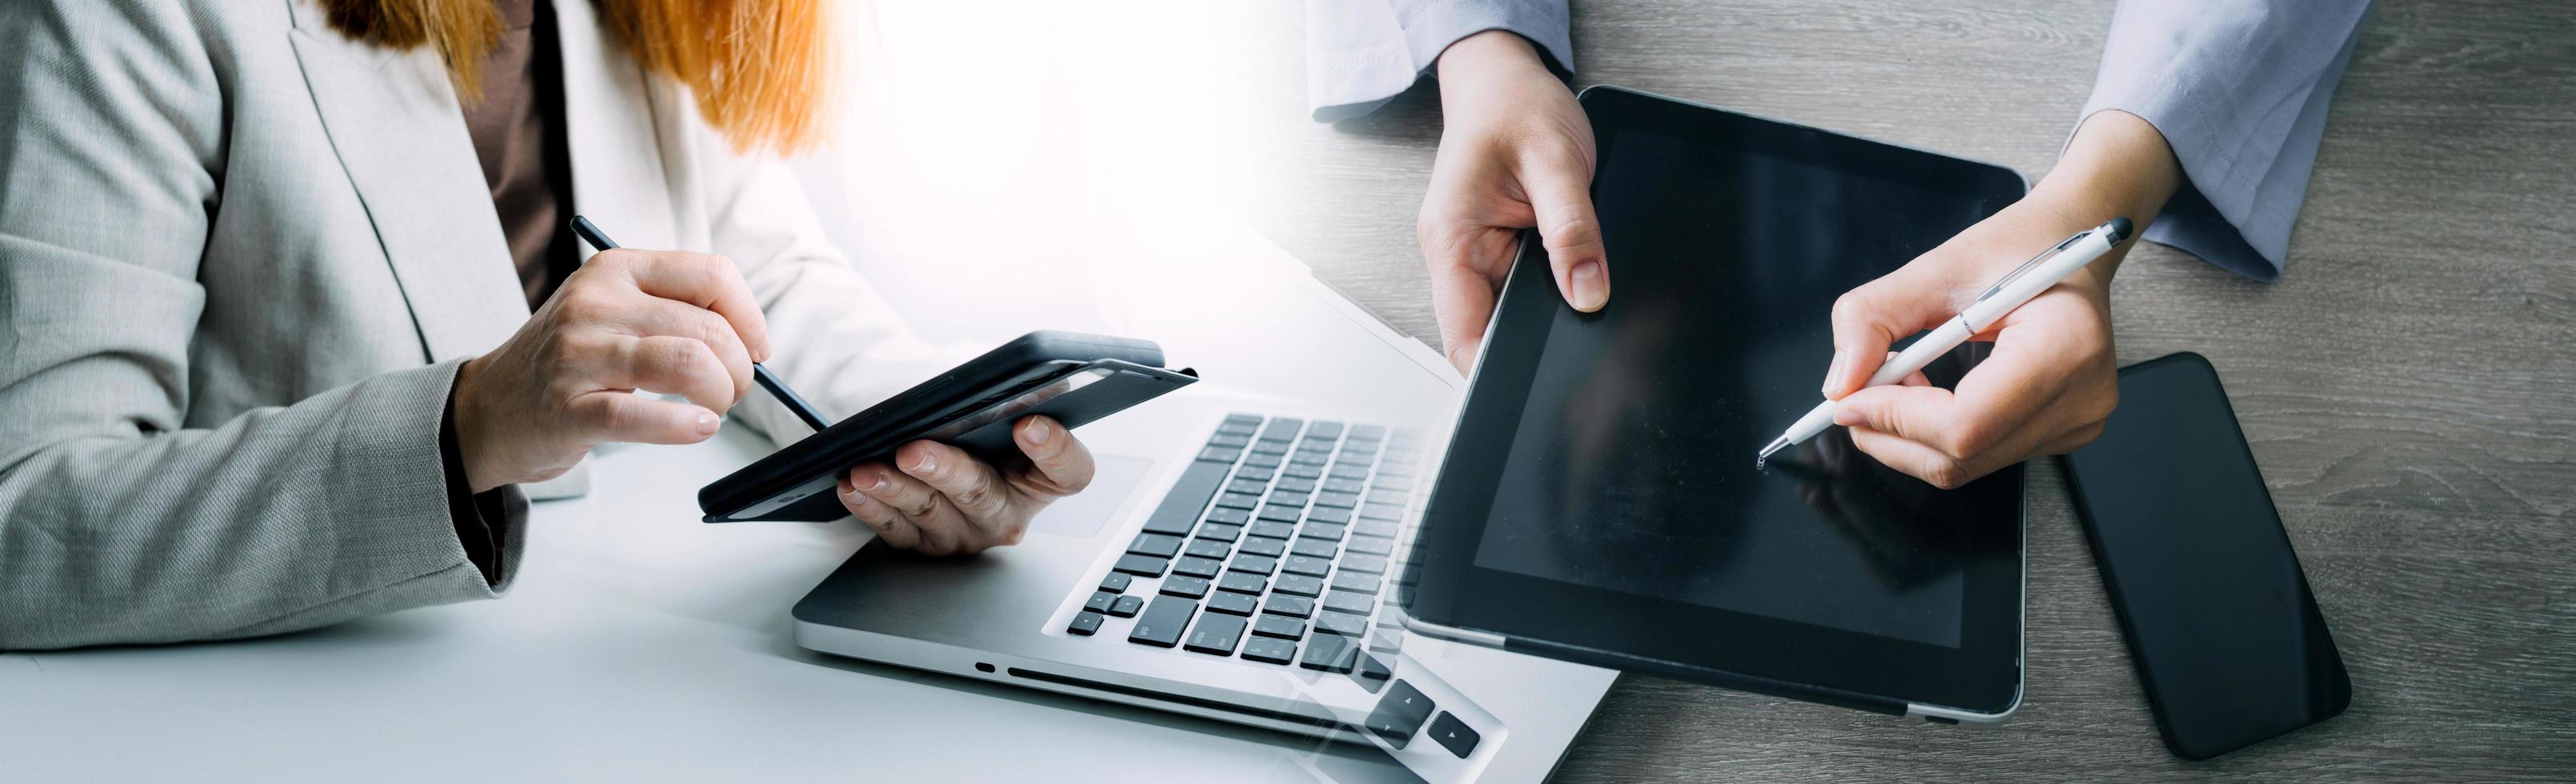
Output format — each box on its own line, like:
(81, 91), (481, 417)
(1065, 414), (1422, 673)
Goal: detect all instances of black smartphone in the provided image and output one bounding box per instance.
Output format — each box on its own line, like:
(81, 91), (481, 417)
(2060, 352), (2350, 758)
(698, 330), (1195, 522)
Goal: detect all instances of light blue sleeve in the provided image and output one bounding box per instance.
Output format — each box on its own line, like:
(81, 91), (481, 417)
(1306, 0), (1573, 122)
(2078, 0), (2377, 282)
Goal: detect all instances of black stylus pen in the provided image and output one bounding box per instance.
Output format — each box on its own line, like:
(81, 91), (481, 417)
(569, 215), (832, 432)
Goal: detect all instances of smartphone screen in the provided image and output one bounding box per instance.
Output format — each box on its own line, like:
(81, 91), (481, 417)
(2060, 353), (2350, 759)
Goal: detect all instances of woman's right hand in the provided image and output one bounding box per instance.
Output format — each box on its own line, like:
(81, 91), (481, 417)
(451, 249), (772, 493)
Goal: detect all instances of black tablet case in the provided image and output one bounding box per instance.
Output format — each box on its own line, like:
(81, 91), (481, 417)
(701, 359), (1197, 522)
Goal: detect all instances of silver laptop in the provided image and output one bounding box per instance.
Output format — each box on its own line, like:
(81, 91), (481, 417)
(786, 260), (1616, 784)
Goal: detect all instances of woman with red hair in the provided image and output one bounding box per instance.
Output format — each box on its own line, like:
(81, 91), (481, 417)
(0, 0), (1087, 649)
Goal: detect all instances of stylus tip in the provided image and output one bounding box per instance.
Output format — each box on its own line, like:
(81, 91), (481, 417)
(1756, 435), (1793, 468)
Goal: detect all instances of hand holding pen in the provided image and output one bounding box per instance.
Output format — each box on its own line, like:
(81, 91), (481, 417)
(447, 218), (786, 493)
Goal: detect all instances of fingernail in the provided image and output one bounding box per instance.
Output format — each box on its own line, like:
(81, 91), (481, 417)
(1025, 418), (1051, 445)
(1822, 350), (1849, 396)
(1832, 406), (1865, 427)
(697, 412), (721, 434)
(1568, 261), (1607, 311)
(912, 451), (937, 474)
(868, 472), (890, 493)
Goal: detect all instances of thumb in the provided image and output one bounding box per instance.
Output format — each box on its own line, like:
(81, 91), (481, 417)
(1519, 154), (1609, 312)
(1823, 274), (1953, 398)
(1831, 383), (1959, 450)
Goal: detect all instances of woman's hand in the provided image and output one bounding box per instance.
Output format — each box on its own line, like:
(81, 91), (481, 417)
(454, 249), (770, 493)
(1822, 110), (2182, 488)
(836, 416), (1095, 555)
(1418, 30), (1606, 373)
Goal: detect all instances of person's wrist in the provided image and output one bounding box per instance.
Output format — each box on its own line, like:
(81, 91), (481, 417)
(2035, 110), (2182, 228)
(451, 356), (506, 494)
(1436, 30), (1547, 92)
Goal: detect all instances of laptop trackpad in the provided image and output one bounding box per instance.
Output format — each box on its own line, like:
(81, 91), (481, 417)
(1027, 454), (1151, 539)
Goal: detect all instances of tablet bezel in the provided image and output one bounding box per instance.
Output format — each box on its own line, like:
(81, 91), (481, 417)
(1398, 86), (2029, 717)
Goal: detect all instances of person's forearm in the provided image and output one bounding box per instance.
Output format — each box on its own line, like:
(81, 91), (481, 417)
(2034, 110), (2183, 286)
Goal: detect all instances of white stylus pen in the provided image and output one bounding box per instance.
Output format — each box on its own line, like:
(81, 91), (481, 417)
(1756, 216), (2134, 466)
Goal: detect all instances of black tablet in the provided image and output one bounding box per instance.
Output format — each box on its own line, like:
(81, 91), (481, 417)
(699, 330), (1197, 522)
(1400, 86), (2030, 721)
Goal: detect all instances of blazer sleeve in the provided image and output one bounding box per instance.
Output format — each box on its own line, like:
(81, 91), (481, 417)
(668, 121), (953, 447)
(1306, 0), (1574, 122)
(2078, 0), (2377, 281)
(0, 1), (520, 650)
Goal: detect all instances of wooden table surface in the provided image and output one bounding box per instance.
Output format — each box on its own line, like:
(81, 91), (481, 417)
(1218, 1), (2576, 780)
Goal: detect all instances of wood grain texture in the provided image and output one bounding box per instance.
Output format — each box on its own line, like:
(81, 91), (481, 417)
(1222, 1), (2576, 780)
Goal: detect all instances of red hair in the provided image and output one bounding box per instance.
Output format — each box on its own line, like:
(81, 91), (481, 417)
(322, 0), (834, 154)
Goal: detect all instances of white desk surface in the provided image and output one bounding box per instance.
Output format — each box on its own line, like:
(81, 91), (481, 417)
(2, 428), (1416, 782)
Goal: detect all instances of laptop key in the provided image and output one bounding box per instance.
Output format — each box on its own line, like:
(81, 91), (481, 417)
(1217, 573), (1267, 595)
(1281, 558), (1331, 578)
(1427, 712), (1480, 759)
(1197, 446), (1242, 464)
(1127, 595), (1198, 647)
(1171, 556), (1224, 579)
(1323, 590), (1375, 616)
(1321, 477), (1366, 494)
(1208, 433), (1251, 450)
(1304, 506), (1353, 526)
(1351, 653), (1393, 694)
(1241, 637), (1298, 665)
(1306, 421), (1346, 439)
(1184, 613), (1249, 655)
(1159, 576), (1211, 598)
(1084, 591), (1117, 614)
(1328, 463), (1370, 481)
(1262, 594), (1316, 618)
(1111, 554), (1169, 578)
(1234, 465), (1276, 483)
(1267, 491), (1313, 509)
(1299, 522), (1347, 542)
(1275, 574), (1326, 598)
(1237, 537), (1287, 558)
(1314, 610), (1368, 638)
(1362, 680), (1435, 749)
(1258, 417), (1303, 440)
(1214, 492), (1262, 510)
(1127, 533), (1183, 558)
(1068, 612), (1105, 636)
(1225, 478), (1268, 496)
(1272, 477), (1317, 494)
(1353, 520), (1399, 538)
(1204, 506), (1250, 526)
(1332, 571), (1382, 595)
(1314, 492), (1360, 509)
(1247, 521), (1295, 540)
(1290, 538), (1337, 559)
(1242, 452), (1282, 470)
(1339, 554), (1389, 575)
(1098, 572), (1132, 594)
(1228, 554), (1278, 576)
(1282, 463), (1323, 480)
(1206, 591), (1258, 616)
(1184, 538), (1230, 560)
(1256, 504), (1303, 522)
(1366, 489), (1408, 506)
(1194, 524), (1243, 543)
(1345, 536), (1394, 556)
(1370, 628), (1404, 654)
(1252, 614), (1306, 639)
(1300, 631), (1359, 674)
(1358, 505), (1403, 523)
(1350, 425), (1386, 440)
(1107, 595), (1145, 618)
(1142, 459), (1229, 535)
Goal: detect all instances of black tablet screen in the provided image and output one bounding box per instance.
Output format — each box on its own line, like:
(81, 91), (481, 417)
(1465, 126), (2018, 648)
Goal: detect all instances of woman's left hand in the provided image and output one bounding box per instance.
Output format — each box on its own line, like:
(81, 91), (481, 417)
(836, 415), (1094, 555)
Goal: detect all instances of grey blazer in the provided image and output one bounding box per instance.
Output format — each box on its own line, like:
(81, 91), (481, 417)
(0, 0), (945, 650)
